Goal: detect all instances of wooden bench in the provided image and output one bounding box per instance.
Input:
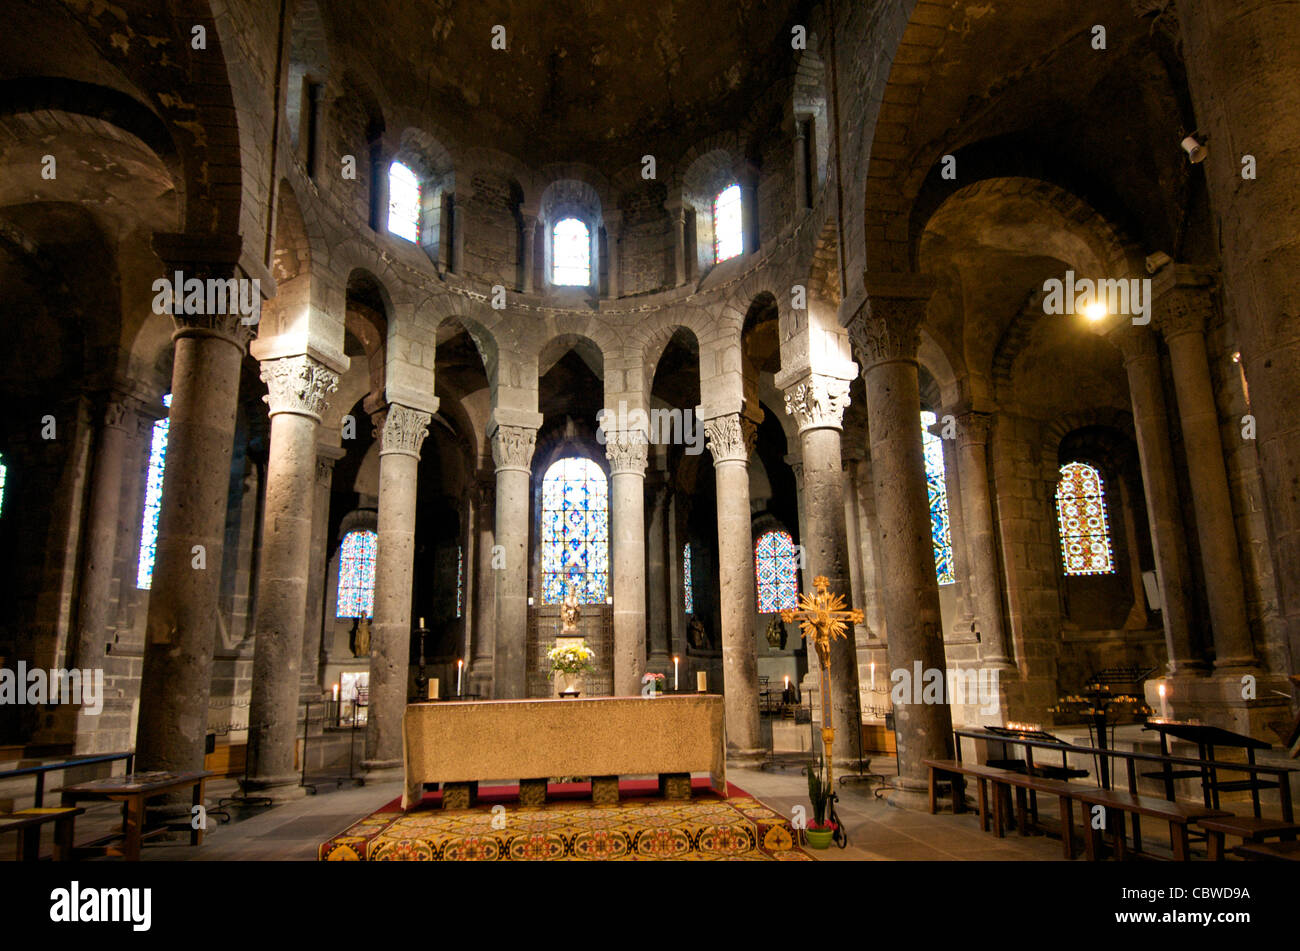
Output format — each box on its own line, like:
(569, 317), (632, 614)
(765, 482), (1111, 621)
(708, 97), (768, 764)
(1232, 840), (1300, 861)
(1067, 787), (1228, 861)
(0, 807), (84, 861)
(1194, 815), (1300, 860)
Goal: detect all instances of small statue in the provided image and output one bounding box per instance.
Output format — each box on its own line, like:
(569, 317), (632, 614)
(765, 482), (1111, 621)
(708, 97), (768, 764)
(559, 588), (582, 634)
(688, 616), (708, 650)
(352, 616), (372, 658)
(765, 616), (788, 651)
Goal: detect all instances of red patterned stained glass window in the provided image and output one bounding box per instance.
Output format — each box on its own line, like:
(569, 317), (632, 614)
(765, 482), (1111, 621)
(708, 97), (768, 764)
(1056, 462), (1116, 576)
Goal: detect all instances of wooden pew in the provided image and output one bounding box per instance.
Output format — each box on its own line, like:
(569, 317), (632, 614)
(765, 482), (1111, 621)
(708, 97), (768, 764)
(1194, 814), (1300, 860)
(0, 807), (84, 861)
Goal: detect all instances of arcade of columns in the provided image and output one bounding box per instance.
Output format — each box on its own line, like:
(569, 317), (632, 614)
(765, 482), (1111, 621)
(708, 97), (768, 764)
(99, 0), (1298, 805)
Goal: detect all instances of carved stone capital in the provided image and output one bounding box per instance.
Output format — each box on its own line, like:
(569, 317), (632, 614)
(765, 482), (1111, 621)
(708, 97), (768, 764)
(102, 398), (132, 432)
(1156, 287), (1215, 342)
(490, 424), (537, 473)
(1107, 322), (1159, 364)
(848, 295), (926, 371)
(604, 429), (649, 475)
(783, 374), (851, 433)
(703, 413), (757, 465)
(260, 355), (339, 421)
(372, 403), (432, 459)
(956, 411), (993, 450)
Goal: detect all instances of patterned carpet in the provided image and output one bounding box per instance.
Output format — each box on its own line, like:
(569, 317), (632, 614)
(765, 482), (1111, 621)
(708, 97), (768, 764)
(319, 781), (813, 861)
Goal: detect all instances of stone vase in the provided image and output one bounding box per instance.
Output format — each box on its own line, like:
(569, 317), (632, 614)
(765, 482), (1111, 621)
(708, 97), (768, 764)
(557, 671), (583, 696)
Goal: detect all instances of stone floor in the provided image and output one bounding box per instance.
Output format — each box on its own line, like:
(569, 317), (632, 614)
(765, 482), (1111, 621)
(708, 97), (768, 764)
(3, 757), (1074, 861)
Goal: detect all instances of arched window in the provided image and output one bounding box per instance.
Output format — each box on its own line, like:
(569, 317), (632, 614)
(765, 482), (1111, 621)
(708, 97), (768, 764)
(713, 183), (743, 262)
(755, 530), (799, 613)
(683, 543), (694, 614)
(1056, 462), (1116, 576)
(552, 217), (591, 286)
(920, 410), (955, 585)
(136, 394), (172, 590)
(387, 161), (421, 242)
(541, 456), (609, 603)
(336, 530), (378, 617)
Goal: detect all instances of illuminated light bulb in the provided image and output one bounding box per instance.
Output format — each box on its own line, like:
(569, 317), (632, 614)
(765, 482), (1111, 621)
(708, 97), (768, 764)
(1082, 299), (1107, 322)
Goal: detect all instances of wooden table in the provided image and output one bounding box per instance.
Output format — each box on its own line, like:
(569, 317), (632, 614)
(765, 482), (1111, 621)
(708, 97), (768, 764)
(60, 770), (213, 860)
(0, 807), (84, 861)
(402, 695), (727, 809)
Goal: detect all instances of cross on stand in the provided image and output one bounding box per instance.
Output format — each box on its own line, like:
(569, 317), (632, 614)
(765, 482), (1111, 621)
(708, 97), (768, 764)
(782, 575), (863, 847)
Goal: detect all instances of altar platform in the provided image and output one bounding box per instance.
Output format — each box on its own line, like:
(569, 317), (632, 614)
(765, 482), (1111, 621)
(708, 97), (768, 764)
(318, 777), (812, 861)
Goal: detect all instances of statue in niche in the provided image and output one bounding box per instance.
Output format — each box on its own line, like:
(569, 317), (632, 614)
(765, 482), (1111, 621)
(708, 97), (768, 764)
(351, 616), (372, 658)
(559, 588), (582, 635)
(765, 616), (788, 651)
(688, 616), (711, 651)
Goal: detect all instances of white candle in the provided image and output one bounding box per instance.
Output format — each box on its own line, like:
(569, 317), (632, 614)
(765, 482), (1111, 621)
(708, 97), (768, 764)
(1158, 683), (1169, 719)
(673, 656), (679, 691)
(457, 658), (463, 695)
(697, 671), (707, 692)
(332, 683), (339, 702)
(419, 617), (425, 628)
(870, 661), (876, 690)
(784, 675), (789, 691)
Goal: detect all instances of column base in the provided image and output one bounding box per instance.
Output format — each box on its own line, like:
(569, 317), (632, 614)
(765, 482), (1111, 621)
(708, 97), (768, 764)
(726, 747), (767, 766)
(240, 776), (307, 803)
(878, 779), (934, 812)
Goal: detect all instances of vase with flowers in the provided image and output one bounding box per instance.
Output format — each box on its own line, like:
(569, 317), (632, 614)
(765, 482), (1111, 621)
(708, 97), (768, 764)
(548, 640), (595, 696)
(641, 672), (666, 695)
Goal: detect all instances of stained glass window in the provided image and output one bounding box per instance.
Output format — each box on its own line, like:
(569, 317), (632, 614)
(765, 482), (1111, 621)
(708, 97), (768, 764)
(387, 161), (421, 242)
(456, 544), (464, 619)
(552, 217), (590, 286)
(541, 456), (609, 603)
(920, 410), (955, 585)
(1056, 462), (1116, 576)
(683, 543), (694, 614)
(714, 183), (743, 262)
(336, 530), (378, 617)
(136, 393), (172, 590)
(755, 530), (799, 613)
(0, 453), (6, 516)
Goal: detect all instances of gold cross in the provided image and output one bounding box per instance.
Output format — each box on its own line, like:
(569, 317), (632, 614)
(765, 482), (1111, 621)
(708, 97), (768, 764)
(781, 576), (863, 787)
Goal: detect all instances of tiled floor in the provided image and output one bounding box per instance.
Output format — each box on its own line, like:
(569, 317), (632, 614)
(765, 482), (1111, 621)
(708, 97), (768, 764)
(3, 759), (1078, 861)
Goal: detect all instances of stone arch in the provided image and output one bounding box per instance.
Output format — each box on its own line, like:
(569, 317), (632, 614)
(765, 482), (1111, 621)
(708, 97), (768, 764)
(1040, 408), (1137, 481)
(538, 332), (604, 384)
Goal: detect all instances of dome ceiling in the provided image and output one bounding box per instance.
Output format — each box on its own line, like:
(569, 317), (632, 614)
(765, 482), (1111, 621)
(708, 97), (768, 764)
(328, 0), (809, 170)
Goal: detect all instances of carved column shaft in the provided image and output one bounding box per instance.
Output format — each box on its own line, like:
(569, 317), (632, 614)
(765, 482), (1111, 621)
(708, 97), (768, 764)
(302, 445), (345, 699)
(491, 423), (537, 699)
(606, 429), (649, 695)
(470, 474), (496, 692)
(954, 412), (1012, 667)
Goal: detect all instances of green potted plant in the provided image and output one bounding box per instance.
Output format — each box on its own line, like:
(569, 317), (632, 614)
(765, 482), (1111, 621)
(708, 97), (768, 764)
(804, 759), (835, 849)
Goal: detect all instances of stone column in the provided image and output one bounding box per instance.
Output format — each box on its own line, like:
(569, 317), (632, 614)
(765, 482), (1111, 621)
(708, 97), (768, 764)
(246, 355), (340, 796)
(469, 473), (496, 694)
(361, 403), (432, 776)
(302, 444), (345, 699)
(1107, 322), (1204, 675)
(490, 422), (538, 698)
(136, 237), (252, 779)
(646, 472), (671, 670)
(954, 412), (1012, 667)
(668, 199), (687, 286)
(606, 429), (649, 695)
(702, 413), (763, 758)
(603, 212), (622, 300)
(1155, 268), (1256, 669)
(847, 278), (952, 799)
(1175, 0), (1300, 672)
(72, 395), (132, 668)
(793, 120), (810, 211)
(520, 214), (538, 293)
(782, 373), (863, 764)
(740, 163), (760, 255)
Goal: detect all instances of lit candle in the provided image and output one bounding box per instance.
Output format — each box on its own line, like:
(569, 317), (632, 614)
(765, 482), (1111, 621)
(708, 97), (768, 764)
(457, 658), (463, 695)
(784, 675), (789, 691)
(332, 683), (339, 702)
(419, 617), (425, 628)
(673, 656), (679, 691)
(870, 661), (876, 691)
(1158, 683), (1169, 719)
(697, 671), (707, 692)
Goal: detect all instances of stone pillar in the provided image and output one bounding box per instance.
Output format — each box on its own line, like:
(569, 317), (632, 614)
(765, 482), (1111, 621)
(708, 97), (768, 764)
(520, 214), (538, 293)
(668, 199), (687, 287)
(490, 421), (538, 699)
(1155, 268), (1256, 668)
(846, 277), (953, 799)
(646, 471), (671, 669)
(302, 445), (345, 699)
(245, 355), (340, 795)
(740, 164), (760, 255)
(604, 214), (622, 300)
(470, 473), (496, 694)
(72, 395), (132, 668)
(793, 119), (810, 211)
(782, 373), (864, 764)
(841, 457), (867, 635)
(136, 237), (251, 779)
(1175, 0), (1300, 673)
(361, 403), (432, 776)
(701, 413), (763, 758)
(954, 412), (1012, 667)
(370, 141), (390, 233)
(1107, 322), (1204, 675)
(606, 429), (649, 695)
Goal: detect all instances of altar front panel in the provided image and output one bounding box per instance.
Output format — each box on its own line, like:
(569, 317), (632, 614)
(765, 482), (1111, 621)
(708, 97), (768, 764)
(402, 695), (726, 808)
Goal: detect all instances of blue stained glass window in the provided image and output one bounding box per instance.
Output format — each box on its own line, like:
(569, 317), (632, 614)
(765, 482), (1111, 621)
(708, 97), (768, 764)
(542, 456), (608, 604)
(683, 543), (694, 614)
(456, 544), (464, 618)
(0, 453), (6, 516)
(920, 410), (955, 585)
(136, 393), (172, 590)
(336, 530), (378, 618)
(755, 530), (799, 613)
